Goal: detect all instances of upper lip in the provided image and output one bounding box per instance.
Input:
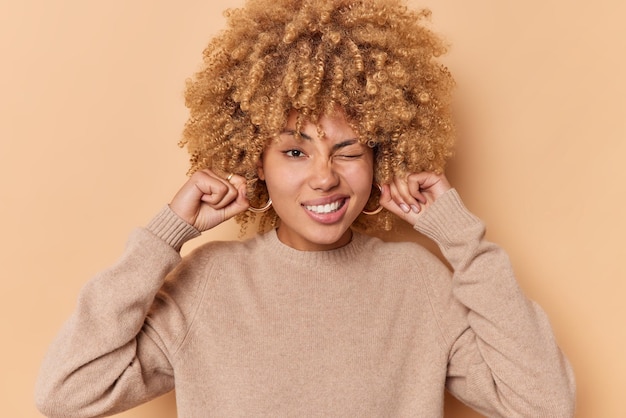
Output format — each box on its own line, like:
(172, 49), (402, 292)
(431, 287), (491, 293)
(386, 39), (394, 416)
(301, 195), (348, 207)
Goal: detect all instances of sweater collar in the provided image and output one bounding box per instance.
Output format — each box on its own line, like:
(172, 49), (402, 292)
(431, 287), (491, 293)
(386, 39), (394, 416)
(256, 228), (370, 268)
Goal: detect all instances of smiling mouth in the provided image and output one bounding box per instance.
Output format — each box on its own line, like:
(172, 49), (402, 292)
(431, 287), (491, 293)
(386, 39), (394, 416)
(303, 199), (346, 214)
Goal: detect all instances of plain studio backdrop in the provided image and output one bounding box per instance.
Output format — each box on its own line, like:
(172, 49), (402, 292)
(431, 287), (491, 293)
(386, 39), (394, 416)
(1, 0), (624, 416)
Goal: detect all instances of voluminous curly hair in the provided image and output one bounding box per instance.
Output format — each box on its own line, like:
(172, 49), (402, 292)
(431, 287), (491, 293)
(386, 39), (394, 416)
(180, 0), (455, 232)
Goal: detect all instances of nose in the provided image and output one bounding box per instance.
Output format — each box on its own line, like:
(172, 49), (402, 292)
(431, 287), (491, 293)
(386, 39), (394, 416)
(308, 158), (340, 191)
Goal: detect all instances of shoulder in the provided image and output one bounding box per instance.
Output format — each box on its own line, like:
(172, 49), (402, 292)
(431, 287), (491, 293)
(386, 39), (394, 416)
(185, 234), (264, 260)
(156, 237), (261, 309)
(354, 232), (453, 296)
(177, 233), (269, 279)
(355, 232), (441, 265)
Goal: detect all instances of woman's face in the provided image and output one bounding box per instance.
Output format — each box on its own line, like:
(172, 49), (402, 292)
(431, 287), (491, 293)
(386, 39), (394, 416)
(258, 109), (374, 251)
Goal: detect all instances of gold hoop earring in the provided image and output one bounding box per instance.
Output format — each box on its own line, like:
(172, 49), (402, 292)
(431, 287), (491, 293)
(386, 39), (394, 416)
(362, 183), (383, 215)
(362, 204), (383, 216)
(248, 197), (272, 213)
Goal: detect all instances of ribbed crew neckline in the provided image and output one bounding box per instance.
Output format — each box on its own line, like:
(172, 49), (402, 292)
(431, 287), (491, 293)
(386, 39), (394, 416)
(254, 228), (371, 269)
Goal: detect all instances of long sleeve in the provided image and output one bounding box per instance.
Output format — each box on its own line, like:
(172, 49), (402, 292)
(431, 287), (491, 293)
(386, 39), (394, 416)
(35, 206), (200, 418)
(414, 189), (576, 417)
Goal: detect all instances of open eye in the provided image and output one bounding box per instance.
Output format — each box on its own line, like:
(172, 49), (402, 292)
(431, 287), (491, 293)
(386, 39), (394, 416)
(284, 149), (305, 158)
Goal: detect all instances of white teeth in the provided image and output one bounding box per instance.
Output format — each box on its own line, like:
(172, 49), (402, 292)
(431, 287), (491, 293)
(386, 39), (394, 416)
(305, 200), (342, 214)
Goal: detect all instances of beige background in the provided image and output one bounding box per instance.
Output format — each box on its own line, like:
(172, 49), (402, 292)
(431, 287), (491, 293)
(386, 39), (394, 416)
(1, 0), (624, 416)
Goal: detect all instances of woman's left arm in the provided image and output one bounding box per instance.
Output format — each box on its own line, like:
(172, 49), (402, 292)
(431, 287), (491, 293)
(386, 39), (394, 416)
(380, 173), (576, 417)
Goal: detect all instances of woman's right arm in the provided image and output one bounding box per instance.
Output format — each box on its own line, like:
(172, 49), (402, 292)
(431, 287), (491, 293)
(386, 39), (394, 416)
(35, 170), (249, 417)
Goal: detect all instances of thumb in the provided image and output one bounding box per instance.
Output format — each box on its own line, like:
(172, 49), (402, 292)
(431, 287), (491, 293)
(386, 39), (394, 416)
(223, 183), (250, 220)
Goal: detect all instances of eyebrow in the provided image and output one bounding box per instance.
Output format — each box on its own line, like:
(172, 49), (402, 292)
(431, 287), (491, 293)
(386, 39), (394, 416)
(280, 130), (360, 151)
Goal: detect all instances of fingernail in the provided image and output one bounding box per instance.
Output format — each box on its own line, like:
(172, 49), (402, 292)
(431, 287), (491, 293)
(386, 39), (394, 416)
(411, 205), (420, 213)
(400, 203), (410, 213)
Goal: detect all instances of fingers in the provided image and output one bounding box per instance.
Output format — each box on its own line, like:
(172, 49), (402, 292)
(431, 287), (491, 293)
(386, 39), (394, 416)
(407, 172), (451, 200)
(391, 176), (424, 214)
(379, 182), (421, 225)
(379, 171), (452, 223)
(384, 174), (427, 216)
(221, 173), (250, 220)
(196, 170), (239, 210)
(170, 169), (250, 231)
(223, 172), (247, 193)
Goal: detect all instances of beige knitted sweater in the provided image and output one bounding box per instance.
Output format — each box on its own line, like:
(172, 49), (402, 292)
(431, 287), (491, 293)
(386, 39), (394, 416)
(35, 190), (575, 417)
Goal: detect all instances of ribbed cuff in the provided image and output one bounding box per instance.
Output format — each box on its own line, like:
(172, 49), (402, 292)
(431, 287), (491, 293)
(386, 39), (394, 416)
(413, 189), (483, 249)
(145, 205), (201, 252)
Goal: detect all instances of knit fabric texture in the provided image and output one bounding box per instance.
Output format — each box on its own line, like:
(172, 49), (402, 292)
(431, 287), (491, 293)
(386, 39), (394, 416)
(35, 190), (575, 417)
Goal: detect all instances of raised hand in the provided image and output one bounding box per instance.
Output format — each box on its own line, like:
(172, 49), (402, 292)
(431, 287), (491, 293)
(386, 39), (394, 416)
(379, 172), (452, 225)
(169, 169), (250, 232)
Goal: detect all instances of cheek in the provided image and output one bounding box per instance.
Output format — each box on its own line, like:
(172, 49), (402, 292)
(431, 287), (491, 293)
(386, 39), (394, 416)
(345, 163), (375, 195)
(263, 164), (299, 196)
(259, 153), (284, 185)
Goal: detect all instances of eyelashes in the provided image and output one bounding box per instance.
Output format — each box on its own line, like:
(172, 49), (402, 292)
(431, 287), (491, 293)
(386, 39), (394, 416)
(282, 149), (364, 160)
(282, 149), (305, 158)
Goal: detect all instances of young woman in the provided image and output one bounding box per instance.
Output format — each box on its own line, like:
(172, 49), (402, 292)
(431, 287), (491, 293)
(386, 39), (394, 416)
(35, 0), (575, 416)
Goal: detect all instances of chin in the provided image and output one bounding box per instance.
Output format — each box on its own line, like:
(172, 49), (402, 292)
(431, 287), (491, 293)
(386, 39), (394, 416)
(308, 227), (353, 248)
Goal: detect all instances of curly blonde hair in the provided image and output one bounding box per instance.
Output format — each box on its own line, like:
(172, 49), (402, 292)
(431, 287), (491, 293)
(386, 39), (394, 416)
(180, 0), (455, 232)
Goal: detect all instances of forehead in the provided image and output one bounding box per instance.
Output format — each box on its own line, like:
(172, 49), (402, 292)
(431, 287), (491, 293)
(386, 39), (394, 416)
(283, 109), (358, 141)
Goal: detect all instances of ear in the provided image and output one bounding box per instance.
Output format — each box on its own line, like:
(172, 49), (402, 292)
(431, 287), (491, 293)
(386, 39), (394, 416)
(256, 158), (265, 181)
